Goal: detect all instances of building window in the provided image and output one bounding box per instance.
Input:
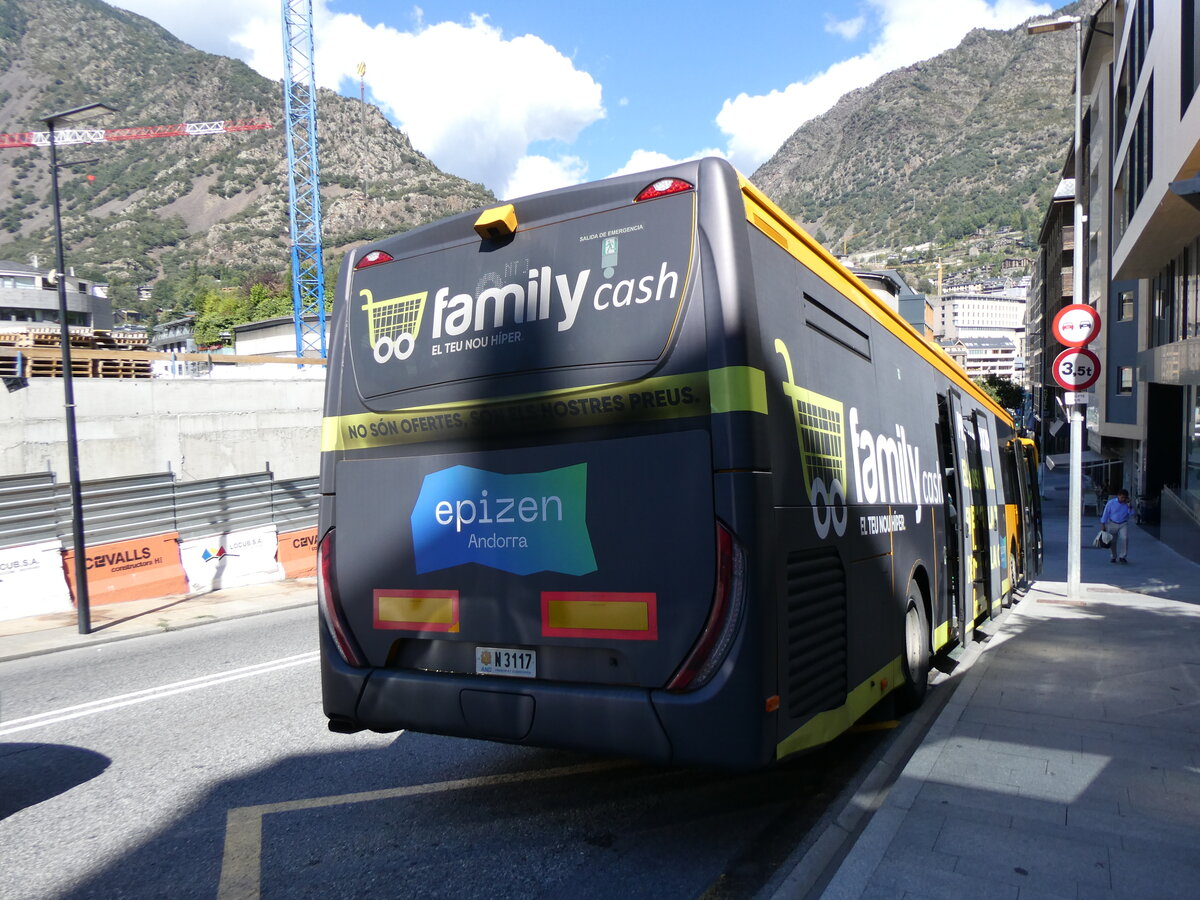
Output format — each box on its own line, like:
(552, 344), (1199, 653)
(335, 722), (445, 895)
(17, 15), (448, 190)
(1119, 289), (1135, 321)
(1117, 366), (1135, 395)
(1187, 387), (1200, 503)
(1185, 0), (1200, 114)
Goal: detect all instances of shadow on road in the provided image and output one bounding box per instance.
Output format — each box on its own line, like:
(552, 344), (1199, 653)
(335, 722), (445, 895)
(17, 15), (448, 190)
(0, 742), (111, 820)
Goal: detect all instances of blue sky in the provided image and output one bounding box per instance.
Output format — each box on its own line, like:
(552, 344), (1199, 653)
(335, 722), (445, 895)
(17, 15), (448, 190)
(112, 1), (1054, 198)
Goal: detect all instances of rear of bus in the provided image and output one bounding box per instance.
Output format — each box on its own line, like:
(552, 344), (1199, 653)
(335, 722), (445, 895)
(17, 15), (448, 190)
(318, 158), (776, 768)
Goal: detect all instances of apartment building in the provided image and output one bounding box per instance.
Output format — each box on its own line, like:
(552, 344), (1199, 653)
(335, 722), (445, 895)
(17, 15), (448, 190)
(1032, 0), (1200, 560)
(0, 259), (112, 331)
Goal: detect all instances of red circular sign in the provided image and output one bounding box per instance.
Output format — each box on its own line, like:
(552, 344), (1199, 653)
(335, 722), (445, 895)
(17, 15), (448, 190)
(1052, 303), (1101, 347)
(1052, 347), (1101, 391)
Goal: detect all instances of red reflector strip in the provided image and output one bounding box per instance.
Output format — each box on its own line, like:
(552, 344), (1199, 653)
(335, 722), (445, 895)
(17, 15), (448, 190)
(374, 590), (460, 632)
(541, 592), (658, 640)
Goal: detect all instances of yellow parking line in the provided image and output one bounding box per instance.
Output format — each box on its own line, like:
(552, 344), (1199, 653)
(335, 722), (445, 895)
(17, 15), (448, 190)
(216, 758), (629, 899)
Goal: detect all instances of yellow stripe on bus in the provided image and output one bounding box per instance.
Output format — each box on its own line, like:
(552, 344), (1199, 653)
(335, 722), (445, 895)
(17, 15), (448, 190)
(321, 366), (768, 453)
(775, 656), (906, 759)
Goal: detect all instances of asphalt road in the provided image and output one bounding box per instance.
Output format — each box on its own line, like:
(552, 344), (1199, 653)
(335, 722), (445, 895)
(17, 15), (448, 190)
(0, 608), (888, 899)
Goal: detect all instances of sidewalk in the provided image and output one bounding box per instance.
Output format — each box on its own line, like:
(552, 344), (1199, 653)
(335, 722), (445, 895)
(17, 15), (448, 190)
(0, 577), (316, 662)
(794, 482), (1200, 900)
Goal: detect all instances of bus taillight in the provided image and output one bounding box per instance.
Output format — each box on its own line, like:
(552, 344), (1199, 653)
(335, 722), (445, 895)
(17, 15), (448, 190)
(666, 522), (746, 692)
(634, 178), (694, 202)
(317, 529), (367, 667)
(354, 249), (394, 270)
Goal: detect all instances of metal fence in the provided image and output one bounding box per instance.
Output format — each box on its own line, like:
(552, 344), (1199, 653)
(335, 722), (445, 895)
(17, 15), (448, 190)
(0, 469), (319, 551)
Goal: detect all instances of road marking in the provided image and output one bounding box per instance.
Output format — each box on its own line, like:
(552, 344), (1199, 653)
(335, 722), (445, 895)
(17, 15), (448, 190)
(217, 759), (631, 900)
(0, 651), (318, 736)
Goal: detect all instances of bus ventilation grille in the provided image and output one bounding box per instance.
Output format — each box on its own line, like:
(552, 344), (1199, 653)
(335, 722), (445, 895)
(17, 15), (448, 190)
(785, 547), (848, 720)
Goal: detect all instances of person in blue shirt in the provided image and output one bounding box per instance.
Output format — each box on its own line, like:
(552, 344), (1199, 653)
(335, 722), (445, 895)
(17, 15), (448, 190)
(1100, 489), (1134, 563)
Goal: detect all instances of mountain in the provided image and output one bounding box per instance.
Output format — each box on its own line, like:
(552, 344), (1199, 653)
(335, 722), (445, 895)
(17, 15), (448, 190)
(753, 1), (1094, 261)
(0, 0), (493, 288)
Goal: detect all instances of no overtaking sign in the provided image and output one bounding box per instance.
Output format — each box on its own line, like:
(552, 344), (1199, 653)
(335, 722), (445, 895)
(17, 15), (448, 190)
(1051, 303), (1101, 393)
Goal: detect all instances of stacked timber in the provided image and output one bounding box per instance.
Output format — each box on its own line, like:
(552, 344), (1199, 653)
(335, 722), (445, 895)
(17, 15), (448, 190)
(0, 327), (153, 379)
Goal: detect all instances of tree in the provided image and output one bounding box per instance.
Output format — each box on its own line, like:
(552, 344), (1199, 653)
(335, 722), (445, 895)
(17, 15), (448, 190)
(974, 375), (1024, 410)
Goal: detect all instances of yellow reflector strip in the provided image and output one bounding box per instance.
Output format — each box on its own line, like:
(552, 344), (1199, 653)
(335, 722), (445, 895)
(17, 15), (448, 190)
(541, 592), (658, 640)
(374, 590), (460, 632)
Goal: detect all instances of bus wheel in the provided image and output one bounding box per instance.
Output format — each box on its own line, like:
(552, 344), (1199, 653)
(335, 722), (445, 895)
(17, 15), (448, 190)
(896, 582), (930, 713)
(1005, 550), (1018, 608)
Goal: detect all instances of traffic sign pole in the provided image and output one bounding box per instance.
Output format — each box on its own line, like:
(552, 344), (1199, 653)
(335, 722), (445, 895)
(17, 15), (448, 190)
(1050, 344), (1100, 597)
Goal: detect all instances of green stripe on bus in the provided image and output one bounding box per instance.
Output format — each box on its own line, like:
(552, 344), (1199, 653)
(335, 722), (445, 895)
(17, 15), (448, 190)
(321, 366), (767, 453)
(775, 656), (906, 760)
(709, 366), (768, 415)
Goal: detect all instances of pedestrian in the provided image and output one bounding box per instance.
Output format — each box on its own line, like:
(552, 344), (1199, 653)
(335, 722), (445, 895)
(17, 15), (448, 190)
(1100, 489), (1134, 564)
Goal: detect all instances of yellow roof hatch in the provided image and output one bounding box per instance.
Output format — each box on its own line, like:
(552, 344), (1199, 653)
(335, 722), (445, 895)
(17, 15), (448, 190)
(474, 204), (518, 240)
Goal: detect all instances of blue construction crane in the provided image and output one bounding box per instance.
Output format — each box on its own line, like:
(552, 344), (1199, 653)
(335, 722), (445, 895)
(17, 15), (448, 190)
(281, 0), (326, 357)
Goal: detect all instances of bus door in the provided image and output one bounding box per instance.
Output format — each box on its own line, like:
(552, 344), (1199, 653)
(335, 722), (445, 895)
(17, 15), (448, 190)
(957, 409), (993, 628)
(975, 416), (1004, 619)
(1018, 439), (1043, 579)
(936, 393), (971, 647)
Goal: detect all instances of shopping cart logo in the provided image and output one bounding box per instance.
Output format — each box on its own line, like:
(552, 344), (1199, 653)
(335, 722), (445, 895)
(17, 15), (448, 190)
(361, 288), (427, 363)
(775, 339), (849, 539)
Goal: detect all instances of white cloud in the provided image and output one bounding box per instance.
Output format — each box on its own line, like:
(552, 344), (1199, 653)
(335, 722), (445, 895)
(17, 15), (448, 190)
(113, 2), (604, 196)
(111, 0), (277, 62)
(607, 148), (727, 180)
(825, 15), (866, 40)
(717, 0), (1052, 171)
(503, 154), (588, 199)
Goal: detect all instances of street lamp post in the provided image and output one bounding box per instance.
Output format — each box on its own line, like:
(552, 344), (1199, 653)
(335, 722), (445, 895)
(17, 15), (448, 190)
(1028, 14), (1085, 598)
(42, 101), (114, 635)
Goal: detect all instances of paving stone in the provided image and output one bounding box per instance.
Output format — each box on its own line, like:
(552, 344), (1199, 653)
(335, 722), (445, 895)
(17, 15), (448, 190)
(915, 781), (1064, 826)
(880, 806), (945, 856)
(979, 723), (1084, 755)
(932, 817), (1111, 889)
(1077, 733), (1199, 768)
(1108, 845), (1200, 900)
(865, 856), (1020, 900)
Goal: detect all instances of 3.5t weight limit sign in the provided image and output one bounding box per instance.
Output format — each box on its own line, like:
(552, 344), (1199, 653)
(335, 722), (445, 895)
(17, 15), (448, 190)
(1052, 347), (1101, 391)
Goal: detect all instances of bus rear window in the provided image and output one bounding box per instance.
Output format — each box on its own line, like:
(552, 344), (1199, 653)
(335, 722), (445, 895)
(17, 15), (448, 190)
(348, 192), (695, 398)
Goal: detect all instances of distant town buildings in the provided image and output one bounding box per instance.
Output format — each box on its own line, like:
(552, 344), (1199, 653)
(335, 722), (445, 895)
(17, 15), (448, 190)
(853, 269), (936, 338)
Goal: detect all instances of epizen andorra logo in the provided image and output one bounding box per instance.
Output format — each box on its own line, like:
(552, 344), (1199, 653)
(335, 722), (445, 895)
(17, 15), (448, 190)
(410, 464), (597, 576)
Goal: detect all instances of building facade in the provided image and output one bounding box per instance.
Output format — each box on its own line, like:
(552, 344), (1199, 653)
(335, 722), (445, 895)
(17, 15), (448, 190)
(0, 259), (112, 331)
(1035, 0), (1200, 560)
(853, 269), (936, 338)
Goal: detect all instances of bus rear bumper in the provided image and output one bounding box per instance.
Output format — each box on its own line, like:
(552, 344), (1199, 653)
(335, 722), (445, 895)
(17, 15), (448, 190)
(321, 629), (673, 761)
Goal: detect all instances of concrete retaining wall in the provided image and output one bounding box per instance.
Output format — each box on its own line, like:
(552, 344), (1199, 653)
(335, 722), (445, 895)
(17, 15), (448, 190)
(1, 376), (325, 482)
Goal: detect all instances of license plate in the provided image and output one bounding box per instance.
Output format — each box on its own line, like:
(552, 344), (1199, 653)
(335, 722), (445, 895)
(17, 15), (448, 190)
(476, 646), (536, 678)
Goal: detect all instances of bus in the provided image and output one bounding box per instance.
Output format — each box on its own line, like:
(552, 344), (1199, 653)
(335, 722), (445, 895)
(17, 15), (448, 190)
(317, 157), (1041, 768)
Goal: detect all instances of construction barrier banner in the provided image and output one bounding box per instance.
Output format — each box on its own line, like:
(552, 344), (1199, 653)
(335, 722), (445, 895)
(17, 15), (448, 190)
(63, 532), (189, 606)
(0, 540), (73, 621)
(277, 526), (318, 578)
(180, 525), (283, 594)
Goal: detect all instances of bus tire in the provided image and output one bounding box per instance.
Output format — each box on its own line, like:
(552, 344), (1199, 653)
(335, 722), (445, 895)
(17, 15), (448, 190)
(896, 582), (930, 713)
